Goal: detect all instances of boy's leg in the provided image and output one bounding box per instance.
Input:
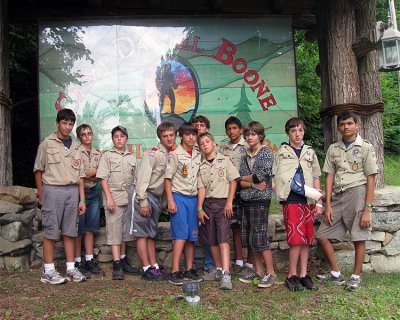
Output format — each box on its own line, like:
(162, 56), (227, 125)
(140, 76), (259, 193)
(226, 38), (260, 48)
(172, 240), (186, 272)
(288, 245), (301, 277)
(210, 245), (222, 267)
(43, 238), (56, 264)
(112, 244), (121, 261)
(74, 235), (83, 259)
(317, 238), (340, 272)
(147, 238), (157, 266)
(299, 245), (309, 277)
(219, 243), (230, 272)
(84, 231), (94, 255)
(137, 237), (150, 267)
(353, 241), (366, 276)
(63, 235), (75, 263)
(184, 241), (195, 270)
(233, 229), (243, 261)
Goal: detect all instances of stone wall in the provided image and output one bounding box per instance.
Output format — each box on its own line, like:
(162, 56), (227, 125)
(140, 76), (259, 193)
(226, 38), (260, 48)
(1, 186), (400, 273)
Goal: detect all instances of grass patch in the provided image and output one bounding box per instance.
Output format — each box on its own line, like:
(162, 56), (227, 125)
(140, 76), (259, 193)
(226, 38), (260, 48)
(384, 153), (400, 186)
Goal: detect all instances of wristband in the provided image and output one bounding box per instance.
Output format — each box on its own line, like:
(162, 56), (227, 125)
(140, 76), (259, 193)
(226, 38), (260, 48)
(316, 203), (323, 208)
(79, 199), (86, 203)
(249, 181), (253, 188)
(364, 203), (372, 208)
(197, 209), (203, 213)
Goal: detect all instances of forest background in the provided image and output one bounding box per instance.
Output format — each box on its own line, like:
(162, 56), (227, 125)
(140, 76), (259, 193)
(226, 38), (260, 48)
(8, 0), (400, 187)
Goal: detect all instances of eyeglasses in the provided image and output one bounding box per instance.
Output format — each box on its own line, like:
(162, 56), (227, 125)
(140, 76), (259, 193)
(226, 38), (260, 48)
(79, 132), (93, 138)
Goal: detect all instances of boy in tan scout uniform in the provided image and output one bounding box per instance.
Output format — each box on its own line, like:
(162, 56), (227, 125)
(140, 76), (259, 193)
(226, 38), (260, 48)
(197, 133), (239, 290)
(273, 118), (322, 292)
(74, 124), (105, 277)
(165, 122), (202, 285)
(127, 122), (176, 280)
(34, 108), (87, 285)
(96, 126), (137, 280)
(316, 111), (378, 291)
(221, 116), (254, 274)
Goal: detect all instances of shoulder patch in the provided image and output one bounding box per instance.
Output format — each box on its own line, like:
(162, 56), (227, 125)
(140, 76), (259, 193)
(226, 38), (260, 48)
(151, 147), (159, 151)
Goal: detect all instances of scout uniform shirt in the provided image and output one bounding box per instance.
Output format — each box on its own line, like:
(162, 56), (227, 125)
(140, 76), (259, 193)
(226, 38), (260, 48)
(80, 146), (102, 189)
(198, 153), (240, 198)
(135, 143), (172, 207)
(273, 143), (321, 204)
(164, 144), (201, 196)
(33, 132), (84, 185)
(96, 147), (136, 206)
(221, 137), (249, 169)
(323, 135), (378, 194)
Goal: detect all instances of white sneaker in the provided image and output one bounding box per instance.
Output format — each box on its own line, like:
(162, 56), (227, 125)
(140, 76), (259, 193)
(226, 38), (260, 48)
(40, 269), (67, 285)
(66, 267), (87, 282)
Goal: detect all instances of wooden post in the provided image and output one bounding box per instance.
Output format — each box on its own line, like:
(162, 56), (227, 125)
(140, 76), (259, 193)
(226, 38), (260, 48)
(355, 0), (385, 188)
(0, 0), (12, 186)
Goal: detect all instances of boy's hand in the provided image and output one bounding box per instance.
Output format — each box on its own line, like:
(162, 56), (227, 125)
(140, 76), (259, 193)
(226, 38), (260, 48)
(198, 210), (209, 225)
(106, 198), (116, 213)
(140, 206), (150, 217)
(253, 181), (266, 191)
(224, 203), (233, 218)
(324, 205), (334, 226)
(315, 201), (323, 217)
(167, 200), (177, 214)
(78, 202), (86, 215)
(37, 191), (43, 209)
(360, 208), (372, 229)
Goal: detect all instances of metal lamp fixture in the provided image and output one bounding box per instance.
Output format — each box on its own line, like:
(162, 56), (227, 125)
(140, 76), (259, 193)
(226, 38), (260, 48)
(378, 26), (400, 71)
(182, 281), (201, 306)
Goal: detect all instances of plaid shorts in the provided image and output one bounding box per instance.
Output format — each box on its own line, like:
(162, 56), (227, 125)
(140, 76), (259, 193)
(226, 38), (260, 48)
(241, 201), (271, 251)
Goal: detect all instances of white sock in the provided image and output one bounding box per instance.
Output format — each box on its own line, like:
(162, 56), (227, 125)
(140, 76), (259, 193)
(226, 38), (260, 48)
(143, 265), (151, 272)
(330, 270), (341, 278)
(235, 260), (244, 267)
(85, 255), (94, 261)
(152, 263), (159, 269)
(44, 263), (55, 273)
(217, 267), (223, 272)
(245, 263), (253, 269)
(120, 255), (126, 260)
(66, 262), (75, 271)
(351, 274), (360, 280)
(74, 257), (81, 263)
(222, 270), (230, 274)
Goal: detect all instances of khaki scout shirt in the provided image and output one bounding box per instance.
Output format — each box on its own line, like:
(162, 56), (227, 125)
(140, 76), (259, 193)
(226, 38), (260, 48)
(164, 144), (201, 196)
(96, 147), (136, 206)
(135, 143), (171, 207)
(273, 143), (321, 204)
(323, 135), (378, 194)
(221, 137), (249, 169)
(198, 153), (240, 198)
(80, 146), (102, 189)
(33, 132), (84, 185)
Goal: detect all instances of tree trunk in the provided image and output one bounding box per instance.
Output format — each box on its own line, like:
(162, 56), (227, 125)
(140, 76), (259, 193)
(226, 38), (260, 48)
(0, 0), (12, 186)
(355, 0), (385, 188)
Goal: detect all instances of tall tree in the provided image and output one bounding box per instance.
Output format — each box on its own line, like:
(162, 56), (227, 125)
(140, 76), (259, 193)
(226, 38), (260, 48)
(229, 84), (254, 126)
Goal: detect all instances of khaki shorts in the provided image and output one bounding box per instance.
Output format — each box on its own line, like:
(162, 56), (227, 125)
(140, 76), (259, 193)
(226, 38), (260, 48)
(316, 185), (371, 242)
(105, 205), (134, 245)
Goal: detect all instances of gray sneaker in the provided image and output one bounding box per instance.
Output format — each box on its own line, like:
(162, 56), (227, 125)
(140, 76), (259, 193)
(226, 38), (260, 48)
(237, 265), (255, 278)
(203, 267), (223, 281)
(239, 268), (260, 284)
(258, 274), (278, 288)
(40, 269), (67, 285)
(317, 272), (345, 285)
(220, 271), (233, 290)
(345, 277), (362, 291)
(66, 268), (87, 283)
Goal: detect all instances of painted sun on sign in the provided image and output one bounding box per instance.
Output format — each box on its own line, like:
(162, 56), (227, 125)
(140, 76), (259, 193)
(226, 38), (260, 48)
(145, 57), (198, 127)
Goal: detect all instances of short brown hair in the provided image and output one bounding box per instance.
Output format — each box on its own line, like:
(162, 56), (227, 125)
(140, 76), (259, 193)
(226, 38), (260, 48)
(197, 132), (215, 144)
(243, 121), (265, 142)
(285, 118), (305, 134)
(76, 124), (92, 137)
(191, 115), (210, 129)
(156, 122), (176, 139)
(178, 122), (198, 137)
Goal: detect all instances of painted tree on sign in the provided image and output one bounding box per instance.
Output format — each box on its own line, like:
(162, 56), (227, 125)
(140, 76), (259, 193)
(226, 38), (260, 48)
(230, 84), (253, 126)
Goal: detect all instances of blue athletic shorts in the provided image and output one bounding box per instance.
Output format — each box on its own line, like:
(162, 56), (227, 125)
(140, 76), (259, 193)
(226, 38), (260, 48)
(170, 193), (198, 242)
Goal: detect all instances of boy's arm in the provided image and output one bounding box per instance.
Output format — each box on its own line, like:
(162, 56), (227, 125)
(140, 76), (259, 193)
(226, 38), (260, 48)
(313, 177), (323, 216)
(324, 173), (335, 226)
(197, 187), (208, 224)
(164, 178), (177, 214)
(224, 180), (237, 218)
(34, 170), (43, 207)
(100, 179), (115, 213)
(360, 174), (375, 229)
(78, 178), (86, 215)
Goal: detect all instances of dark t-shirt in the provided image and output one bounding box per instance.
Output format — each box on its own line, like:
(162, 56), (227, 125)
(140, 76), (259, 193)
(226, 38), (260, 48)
(285, 145), (307, 204)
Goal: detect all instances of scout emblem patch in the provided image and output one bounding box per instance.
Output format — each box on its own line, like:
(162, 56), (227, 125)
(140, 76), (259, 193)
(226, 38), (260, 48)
(182, 164), (188, 177)
(72, 159), (80, 169)
(353, 148), (361, 157)
(352, 161), (359, 171)
(218, 169), (224, 177)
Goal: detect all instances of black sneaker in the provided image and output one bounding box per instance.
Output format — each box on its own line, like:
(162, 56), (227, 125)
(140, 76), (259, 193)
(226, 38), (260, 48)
(300, 275), (318, 290)
(84, 259), (105, 276)
(112, 261), (124, 280)
(142, 266), (163, 281)
(168, 271), (185, 285)
(183, 269), (203, 282)
(120, 257), (140, 275)
(285, 275), (305, 292)
(74, 261), (91, 279)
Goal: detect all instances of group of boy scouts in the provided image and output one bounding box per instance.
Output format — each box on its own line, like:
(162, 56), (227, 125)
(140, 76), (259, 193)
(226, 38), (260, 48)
(33, 108), (378, 292)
